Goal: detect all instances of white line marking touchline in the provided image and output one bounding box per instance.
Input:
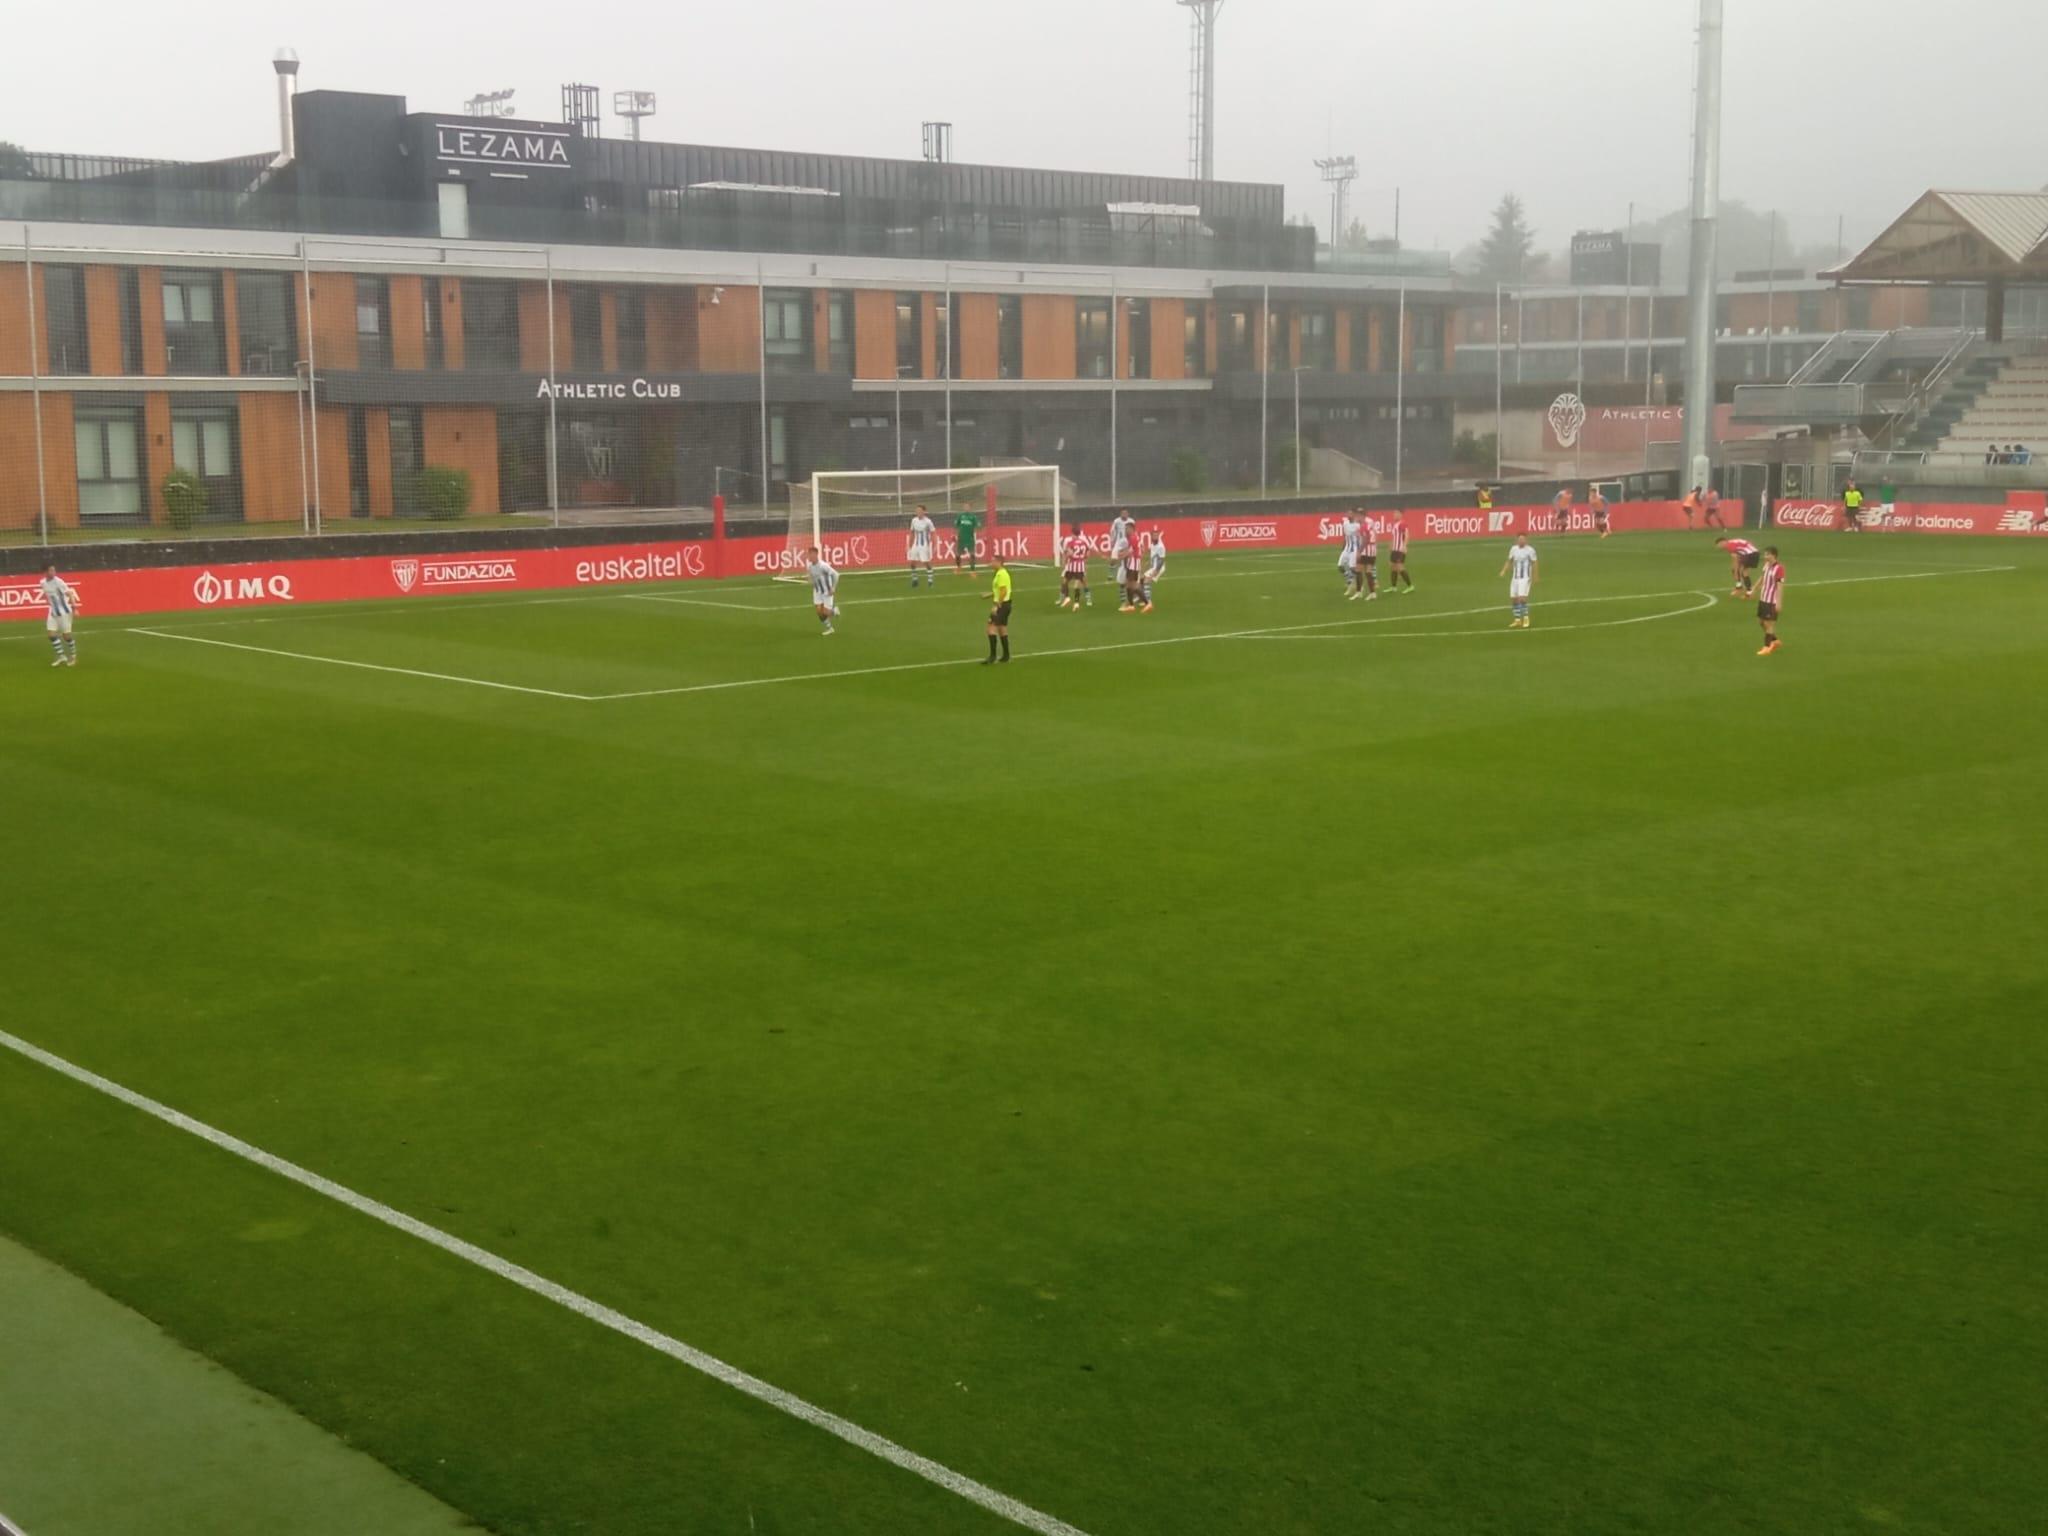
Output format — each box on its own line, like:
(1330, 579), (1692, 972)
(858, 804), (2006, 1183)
(130, 629), (596, 701)
(0, 1025), (1095, 1536)
(1232, 592), (1720, 638)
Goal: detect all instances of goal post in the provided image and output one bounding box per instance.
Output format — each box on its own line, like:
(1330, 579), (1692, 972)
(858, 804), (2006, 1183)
(787, 466), (1065, 570)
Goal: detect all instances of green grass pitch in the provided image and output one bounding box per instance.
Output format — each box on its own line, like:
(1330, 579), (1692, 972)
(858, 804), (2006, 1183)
(1, 529), (2044, 1536)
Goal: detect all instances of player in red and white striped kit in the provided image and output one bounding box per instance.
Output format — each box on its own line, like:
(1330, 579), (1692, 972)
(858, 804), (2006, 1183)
(1357, 516), (1381, 601)
(1755, 548), (1786, 655)
(1717, 536), (1761, 597)
(1058, 530), (1092, 610)
(1386, 516), (1413, 593)
(1117, 540), (1144, 613)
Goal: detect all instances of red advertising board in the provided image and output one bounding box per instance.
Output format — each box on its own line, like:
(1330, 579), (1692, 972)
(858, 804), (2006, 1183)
(1772, 496), (2048, 536)
(0, 500), (1733, 625)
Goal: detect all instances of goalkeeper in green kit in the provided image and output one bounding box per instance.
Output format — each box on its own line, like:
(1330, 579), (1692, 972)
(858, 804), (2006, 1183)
(953, 505), (982, 575)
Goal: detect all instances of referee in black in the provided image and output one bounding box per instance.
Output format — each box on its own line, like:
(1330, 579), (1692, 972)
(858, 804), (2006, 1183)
(982, 556), (1014, 664)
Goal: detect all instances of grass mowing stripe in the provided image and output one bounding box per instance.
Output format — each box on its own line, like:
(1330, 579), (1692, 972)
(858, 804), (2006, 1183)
(0, 1024), (1097, 1536)
(128, 628), (598, 700)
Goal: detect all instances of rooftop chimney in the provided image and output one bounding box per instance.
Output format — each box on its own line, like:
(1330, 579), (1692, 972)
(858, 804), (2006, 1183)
(272, 48), (300, 164)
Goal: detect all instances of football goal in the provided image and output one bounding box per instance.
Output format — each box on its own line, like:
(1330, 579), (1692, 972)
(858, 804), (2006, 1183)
(786, 466), (1064, 569)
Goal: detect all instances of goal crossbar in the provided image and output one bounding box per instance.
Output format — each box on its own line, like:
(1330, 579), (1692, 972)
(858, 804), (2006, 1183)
(789, 465), (1065, 565)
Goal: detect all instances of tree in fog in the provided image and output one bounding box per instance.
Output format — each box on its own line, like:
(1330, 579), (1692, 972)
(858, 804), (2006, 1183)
(0, 142), (31, 177)
(1473, 193), (1538, 282)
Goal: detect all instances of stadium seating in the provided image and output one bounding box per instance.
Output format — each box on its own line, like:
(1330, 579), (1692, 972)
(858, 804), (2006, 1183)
(1933, 355), (2048, 461)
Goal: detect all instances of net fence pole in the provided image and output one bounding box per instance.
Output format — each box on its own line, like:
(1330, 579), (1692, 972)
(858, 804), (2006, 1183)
(757, 257), (769, 516)
(293, 299), (311, 536)
(545, 247), (561, 528)
(943, 263), (953, 481)
(1623, 201), (1635, 386)
(1395, 283), (1406, 496)
(1494, 283), (1504, 484)
(1575, 290), (1585, 482)
(811, 474), (821, 553)
(1109, 271), (1119, 504)
(300, 239), (323, 535)
(22, 228), (49, 545)
(1053, 462), (1062, 552)
(1259, 282), (1269, 499)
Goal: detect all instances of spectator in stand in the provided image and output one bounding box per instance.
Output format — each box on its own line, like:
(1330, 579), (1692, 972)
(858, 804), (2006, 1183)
(2016, 444), (2032, 467)
(1986, 444), (2001, 466)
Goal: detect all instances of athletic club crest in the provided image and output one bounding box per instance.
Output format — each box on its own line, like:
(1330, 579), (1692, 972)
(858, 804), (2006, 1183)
(1200, 521), (1219, 548)
(391, 559), (420, 593)
(1547, 392), (1588, 450)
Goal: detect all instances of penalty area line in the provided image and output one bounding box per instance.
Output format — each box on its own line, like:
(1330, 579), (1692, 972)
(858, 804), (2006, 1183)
(0, 1025), (1096, 1536)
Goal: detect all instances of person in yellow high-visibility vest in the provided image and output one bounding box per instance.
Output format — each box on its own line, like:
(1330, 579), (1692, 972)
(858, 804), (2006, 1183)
(982, 558), (1014, 665)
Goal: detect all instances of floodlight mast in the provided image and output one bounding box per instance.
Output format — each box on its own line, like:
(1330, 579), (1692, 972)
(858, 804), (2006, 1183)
(1177, 0), (1223, 182)
(614, 90), (657, 142)
(1681, 0), (1725, 492)
(1316, 155), (1358, 250)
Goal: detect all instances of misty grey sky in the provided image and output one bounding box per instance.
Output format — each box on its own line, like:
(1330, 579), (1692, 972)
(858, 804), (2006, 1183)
(2, 0), (2035, 258)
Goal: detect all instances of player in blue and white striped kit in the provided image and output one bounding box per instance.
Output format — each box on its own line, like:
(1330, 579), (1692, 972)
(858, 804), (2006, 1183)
(807, 549), (840, 635)
(1338, 513), (1363, 600)
(1140, 527), (1166, 612)
(41, 564), (81, 667)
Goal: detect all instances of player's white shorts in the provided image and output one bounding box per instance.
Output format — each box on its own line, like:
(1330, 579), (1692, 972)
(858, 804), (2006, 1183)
(812, 587), (838, 608)
(1509, 578), (1532, 601)
(46, 614), (72, 636)
(909, 542), (933, 563)
(1337, 551), (1356, 571)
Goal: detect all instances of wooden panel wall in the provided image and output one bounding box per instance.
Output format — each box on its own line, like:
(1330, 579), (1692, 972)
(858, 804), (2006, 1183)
(424, 407), (501, 515)
(517, 285), (552, 372)
(306, 271), (356, 371)
(85, 267), (125, 375)
(1150, 298), (1186, 381)
(957, 293), (999, 380)
(921, 293), (940, 380)
(1335, 309), (1353, 372)
(1114, 302), (1131, 381)
(219, 272), (242, 377)
(0, 394), (78, 529)
(853, 290), (896, 380)
(314, 406), (351, 519)
(142, 394), (173, 521)
(696, 285), (761, 373)
(364, 408), (393, 517)
(136, 267), (168, 374)
(600, 290), (620, 373)
(440, 278), (467, 371)
(236, 394), (306, 522)
(811, 291), (833, 374)
(1022, 295), (1076, 380)
(0, 264), (38, 374)
(389, 275), (427, 371)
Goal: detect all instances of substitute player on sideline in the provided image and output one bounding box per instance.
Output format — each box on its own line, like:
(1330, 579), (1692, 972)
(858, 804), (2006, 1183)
(1141, 525), (1166, 612)
(41, 563), (81, 667)
(1387, 514), (1413, 592)
(983, 556), (1014, 664)
(1058, 526), (1092, 609)
(907, 504), (938, 589)
(1717, 534), (1761, 597)
(1755, 547), (1786, 656)
(807, 547), (840, 635)
(1501, 535), (1538, 628)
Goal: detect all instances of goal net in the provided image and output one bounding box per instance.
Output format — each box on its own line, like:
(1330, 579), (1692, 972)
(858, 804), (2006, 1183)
(785, 466), (1064, 570)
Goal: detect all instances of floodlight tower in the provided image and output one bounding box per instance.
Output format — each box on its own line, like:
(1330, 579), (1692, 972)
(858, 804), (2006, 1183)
(614, 90), (657, 141)
(1177, 0), (1224, 182)
(562, 83), (601, 138)
(1681, 0), (1725, 491)
(464, 89), (516, 118)
(1316, 154), (1357, 250)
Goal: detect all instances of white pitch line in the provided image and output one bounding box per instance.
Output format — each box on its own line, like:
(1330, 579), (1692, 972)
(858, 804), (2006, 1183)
(615, 592), (788, 612)
(0, 1025), (1094, 1536)
(129, 629), (595, 701)
(1236, 592), (1720, 638)
(591, 565), (2014, 701)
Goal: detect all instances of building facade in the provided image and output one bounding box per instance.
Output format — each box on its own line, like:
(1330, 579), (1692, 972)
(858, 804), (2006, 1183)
(0, 89), (1484, 535)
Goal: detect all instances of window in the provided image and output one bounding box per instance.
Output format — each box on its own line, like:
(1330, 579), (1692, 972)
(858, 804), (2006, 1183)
(118, 268), (143, 374)
(825, 292), (853, 374)
(462, 279), (519, 372)
(162, 269), (226, 374)
(390, 406), (424, 516)
(765, 289), (810, 373)
(421, 277), (444, 370)
(43, 265), (89, 375)
(895, 293), (922, 376)
(1183, 305), (1206, 377)
(570, 285), (603, 372)
(997, 295), (1022, 380)
(74, 404), (143, 520)
(1125, 300), (1151, 379)
(236, 271), (297, 376)
(1221, 304), (1254, 371)
(1076, 297), (1111, 379)
(354, 276), (390, 370)
(171, 400), (241, 521)
(768, 407), (790, 484)
(614, 289), (647, 372)
(1300, 308), (1334, 371)
(346, 408), (371, 516)
(1411, 309), (1444, 374)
